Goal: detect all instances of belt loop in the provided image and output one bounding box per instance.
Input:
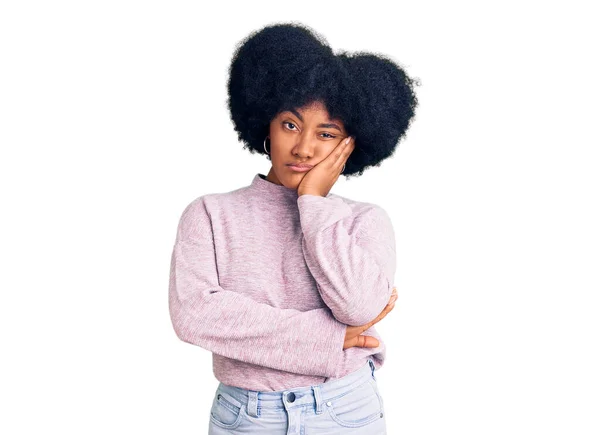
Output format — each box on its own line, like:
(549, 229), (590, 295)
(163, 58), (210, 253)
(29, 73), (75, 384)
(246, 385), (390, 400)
(368, 358), (376, 380)
(312, 385), (323, 415)
(247, 391), (259, 417)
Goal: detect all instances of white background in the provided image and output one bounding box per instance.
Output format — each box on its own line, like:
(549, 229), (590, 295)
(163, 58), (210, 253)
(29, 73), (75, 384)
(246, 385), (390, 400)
(1, 1), (599, 434)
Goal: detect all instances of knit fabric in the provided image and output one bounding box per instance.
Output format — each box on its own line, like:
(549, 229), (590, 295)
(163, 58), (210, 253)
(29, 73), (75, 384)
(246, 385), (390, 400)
(169, 173), (396, 391)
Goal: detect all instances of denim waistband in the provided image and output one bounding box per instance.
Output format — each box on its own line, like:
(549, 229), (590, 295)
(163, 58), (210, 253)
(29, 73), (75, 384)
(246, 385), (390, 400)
(215, 358), (377, 416)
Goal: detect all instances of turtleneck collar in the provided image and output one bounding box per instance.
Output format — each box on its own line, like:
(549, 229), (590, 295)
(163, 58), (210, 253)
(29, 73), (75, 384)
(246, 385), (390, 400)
(249, 173), (300, 202)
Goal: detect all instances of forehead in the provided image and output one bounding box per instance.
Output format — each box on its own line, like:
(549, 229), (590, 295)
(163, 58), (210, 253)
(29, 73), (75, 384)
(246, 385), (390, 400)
(280, 102), (344, 128)
(292, 101), (330, 117)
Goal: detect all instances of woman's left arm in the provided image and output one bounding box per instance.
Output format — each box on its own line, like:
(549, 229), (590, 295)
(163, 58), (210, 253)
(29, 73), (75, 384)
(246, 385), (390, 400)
(297, 194), (396, 326)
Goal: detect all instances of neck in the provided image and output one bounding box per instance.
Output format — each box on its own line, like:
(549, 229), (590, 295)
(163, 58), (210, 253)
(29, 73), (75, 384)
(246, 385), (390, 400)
(266, 167), (284, 186)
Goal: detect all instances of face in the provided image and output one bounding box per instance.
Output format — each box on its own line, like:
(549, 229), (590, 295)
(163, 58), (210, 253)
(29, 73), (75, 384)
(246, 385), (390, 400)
(266, 100), (348, 188)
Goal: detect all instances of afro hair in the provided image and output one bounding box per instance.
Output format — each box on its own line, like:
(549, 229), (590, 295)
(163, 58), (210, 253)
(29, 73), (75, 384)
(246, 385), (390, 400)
(226, 21), (420, 177)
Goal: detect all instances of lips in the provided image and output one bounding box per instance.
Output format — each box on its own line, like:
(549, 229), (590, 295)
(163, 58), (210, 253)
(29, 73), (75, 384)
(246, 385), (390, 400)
(287, 163), (313, 168)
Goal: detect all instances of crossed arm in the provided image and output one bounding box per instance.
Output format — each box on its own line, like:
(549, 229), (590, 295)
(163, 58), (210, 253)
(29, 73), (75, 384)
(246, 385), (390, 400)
(168, 195), (396, 377)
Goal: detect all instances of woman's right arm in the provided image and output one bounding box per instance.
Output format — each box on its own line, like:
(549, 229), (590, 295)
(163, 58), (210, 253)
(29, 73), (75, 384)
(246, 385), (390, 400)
(168, 196), (347, 378)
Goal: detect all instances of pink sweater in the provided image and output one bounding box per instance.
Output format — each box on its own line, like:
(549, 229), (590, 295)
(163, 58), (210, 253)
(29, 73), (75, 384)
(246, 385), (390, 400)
(168, 173), (396, 391)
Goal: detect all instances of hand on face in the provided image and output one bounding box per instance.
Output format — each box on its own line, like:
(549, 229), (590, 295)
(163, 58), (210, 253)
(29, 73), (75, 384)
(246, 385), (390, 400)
(296, 136), (355, 197)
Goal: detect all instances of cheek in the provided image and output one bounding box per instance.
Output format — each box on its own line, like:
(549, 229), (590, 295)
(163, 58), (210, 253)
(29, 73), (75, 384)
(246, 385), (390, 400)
(271, 135), (293, 155)
(315, 143), (338, 160)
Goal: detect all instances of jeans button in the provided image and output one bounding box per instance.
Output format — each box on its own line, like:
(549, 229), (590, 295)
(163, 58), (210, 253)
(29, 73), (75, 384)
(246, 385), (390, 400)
(286, 392), (296, 402)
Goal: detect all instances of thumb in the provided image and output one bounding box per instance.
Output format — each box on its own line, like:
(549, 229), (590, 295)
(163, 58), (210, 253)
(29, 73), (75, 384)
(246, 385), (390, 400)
(357, 335), (380, 348)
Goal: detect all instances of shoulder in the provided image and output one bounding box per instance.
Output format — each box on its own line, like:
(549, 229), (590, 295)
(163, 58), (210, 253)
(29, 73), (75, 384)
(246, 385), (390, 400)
(176, 185), (251, 238)
(178, 193), (217, 221)
(180, 184), (252, 218)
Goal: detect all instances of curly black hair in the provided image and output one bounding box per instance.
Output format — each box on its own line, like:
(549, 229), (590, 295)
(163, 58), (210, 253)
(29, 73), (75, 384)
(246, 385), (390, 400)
(226, 21), (420, 177)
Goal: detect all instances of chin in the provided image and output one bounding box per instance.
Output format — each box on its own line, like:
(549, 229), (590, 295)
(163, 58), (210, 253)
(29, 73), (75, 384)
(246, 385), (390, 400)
(280, 174), (301, 187)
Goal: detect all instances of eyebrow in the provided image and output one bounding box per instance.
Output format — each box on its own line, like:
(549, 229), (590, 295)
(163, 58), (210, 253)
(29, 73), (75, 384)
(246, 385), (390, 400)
(289, 108), (343, 132)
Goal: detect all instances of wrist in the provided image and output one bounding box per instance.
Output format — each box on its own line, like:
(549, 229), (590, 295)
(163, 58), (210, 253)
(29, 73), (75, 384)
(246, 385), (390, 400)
(298, 190), (324, 197)
(298, 192), (324, 196)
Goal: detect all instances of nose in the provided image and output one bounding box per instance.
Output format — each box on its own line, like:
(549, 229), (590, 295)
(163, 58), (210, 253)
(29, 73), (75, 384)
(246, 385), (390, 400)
(292, 133), (316, 158)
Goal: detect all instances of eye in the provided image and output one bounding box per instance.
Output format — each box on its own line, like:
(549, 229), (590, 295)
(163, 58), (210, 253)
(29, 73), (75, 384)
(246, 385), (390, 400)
(283, 121), (297, 131)
(321, 133), (336, 139)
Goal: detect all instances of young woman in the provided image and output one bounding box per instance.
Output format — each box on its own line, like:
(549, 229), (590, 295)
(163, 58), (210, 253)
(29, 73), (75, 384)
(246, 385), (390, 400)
(169, 22), (419, 434)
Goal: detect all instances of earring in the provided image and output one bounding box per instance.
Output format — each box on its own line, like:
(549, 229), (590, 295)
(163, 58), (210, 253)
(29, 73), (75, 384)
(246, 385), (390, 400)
(264, 136), (271, 160)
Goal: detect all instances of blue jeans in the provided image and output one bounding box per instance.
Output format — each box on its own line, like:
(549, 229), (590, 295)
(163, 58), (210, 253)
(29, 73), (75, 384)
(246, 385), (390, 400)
(208, 358), (386, 434)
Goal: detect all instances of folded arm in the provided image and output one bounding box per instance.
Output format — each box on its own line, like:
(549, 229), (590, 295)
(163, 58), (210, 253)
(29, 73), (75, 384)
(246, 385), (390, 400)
(168, 197), (347, 378)
(297, 194), (397, 326)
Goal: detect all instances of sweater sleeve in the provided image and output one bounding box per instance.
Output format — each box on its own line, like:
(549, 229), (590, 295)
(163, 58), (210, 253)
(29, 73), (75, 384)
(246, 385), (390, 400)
(168, 197), (347, 378)
(297, 194), (397, 326)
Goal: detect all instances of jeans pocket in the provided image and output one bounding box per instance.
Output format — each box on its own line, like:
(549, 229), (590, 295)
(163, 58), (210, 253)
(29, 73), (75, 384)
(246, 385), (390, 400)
(325, 379), (384, 428)
(209, 390), (245, 430)
(369, 376), (385, 415)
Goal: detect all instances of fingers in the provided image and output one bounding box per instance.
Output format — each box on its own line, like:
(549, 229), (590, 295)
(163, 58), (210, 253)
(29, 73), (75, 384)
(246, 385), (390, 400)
(387, 287), (398, 306)
(342, 135), (355, 158)
(356, 287), (398, 333)
(386, 299), (397, 310)
(364, 299), (396, 330)
(347, 287), (398, 350)
(332, 136), (354, 170)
